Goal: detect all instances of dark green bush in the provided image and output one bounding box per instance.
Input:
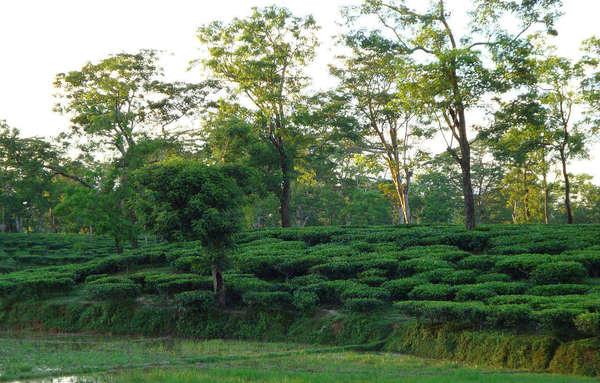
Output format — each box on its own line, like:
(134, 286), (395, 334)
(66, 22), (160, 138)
(292, 290), (319, 312)
(341, 284), (390, 301)
(413, 268), (455, 283)
(344, 298), (385, 313)
(495, 254), (552, 279)
(397, 257), (453, 276)
(441, 270), (479, 285)
(486, 304), (533, 328)
(408, 284), (454, 301)
(84, 282), (138, 301)
(174, 290), (215, 311)
(454, 285), (497, 302)
(457, 255), (496, 271)
(475, 273), (511, 283)
(299, 280), (357, 305)
(573, 312), (600, 336)
(479, 281), (530, 295)
(534, 308), (586, 331)
(277, 255), (327, 277)
(527, 284), (591, 296)
(530, 262), (587, 285)
(381, 277), (426, 300)
(289, 274), (327, 287)
(310, 261), (360, 280)
(395, 300), (488, 325)
(243, 291), (293, 311)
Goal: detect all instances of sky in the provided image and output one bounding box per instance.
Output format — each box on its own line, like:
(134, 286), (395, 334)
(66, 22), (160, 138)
(0, 0), (599, 182)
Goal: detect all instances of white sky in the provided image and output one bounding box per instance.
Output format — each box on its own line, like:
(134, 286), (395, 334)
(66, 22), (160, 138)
(0, 0), (599, 182)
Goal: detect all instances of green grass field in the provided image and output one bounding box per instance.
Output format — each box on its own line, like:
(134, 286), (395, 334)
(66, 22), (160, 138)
(0, 333), (596, 383)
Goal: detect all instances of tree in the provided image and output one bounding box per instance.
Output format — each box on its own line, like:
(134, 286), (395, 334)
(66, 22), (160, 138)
(581, 36), (600, 131)
(0, 123), (91, 233)
(534, 54), (591, 224)
(491, 92), (553, 223)
(350, 0), (562, 229)
(332, 33), (432, 224)
(136, 159), (257, 306)
(54, 50), (209, 245)
(197, 6), (319, 227)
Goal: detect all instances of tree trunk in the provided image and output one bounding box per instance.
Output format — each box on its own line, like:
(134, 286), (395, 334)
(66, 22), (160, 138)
(543, 173), (549, 225)
(114, 236), (123, 254)
(277, 144), (292, 228)
(560, 149), (573, 224)
(212, 263), (226, 306)
(459, 154), (476, 230)
(49, 208), (57, 233)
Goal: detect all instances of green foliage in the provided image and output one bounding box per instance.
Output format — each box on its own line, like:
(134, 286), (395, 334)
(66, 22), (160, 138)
(84, 282), (138, 301)
(243, 291), (293, 311)
(573, 312), (600, 336)
(344, 298), (385, 313)
(530, 262), (588, 285)
(137, 159), (257, 246)
(528, 284), (591, 296)
(454, 285), (497, 302)
(381, 277), (425, 300)
(174, 290), (216, 312)
(407, 284), (454, 301)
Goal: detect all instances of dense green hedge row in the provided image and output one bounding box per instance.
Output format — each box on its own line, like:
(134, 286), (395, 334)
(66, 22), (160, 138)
(1, 225), (600, 336)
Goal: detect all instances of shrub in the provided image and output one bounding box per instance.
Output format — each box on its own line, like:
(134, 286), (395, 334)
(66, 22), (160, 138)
(243, 291), (293, 311)
(344, 298), (385, 313)
(381, 278), (426, 300)
(289, 274), (327, 287)
(413, 268), (454, 283)
(358, 269), (388, 286)
(299, 280), (357, 305)
(457, 255), (496, 271)
(475, 273), (511, 283)
(495, 254), (552, 279)
(534, 308), (585, 331)
(174, 290), (215, 311)
(573, 312), (600, 336)
(530, 262), (587, 285)
(557, 251), (600, 277)
(441, 270), (479, 285)
(527, 284), (591, 296)
(486, 304), (533, 328)
(235, 255), (280, 279)
(172, 256), (202, 273)
(408, 284), (454, 301)
(454, 285), (497, 302)
(277, 255), (326, 277)
(341, 284), (390, 301)
(84, 282), (138, 301)
(310, 261), (360, 280)
(479, 281), (530, 295)
(155, 276), (214, 295)
(395, 300), (488, 325)
(397, 257), (453, 276)
(292, 290), (319, 312)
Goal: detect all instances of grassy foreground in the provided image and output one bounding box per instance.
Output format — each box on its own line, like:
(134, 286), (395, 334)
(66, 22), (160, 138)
(0, 333), (596, 383)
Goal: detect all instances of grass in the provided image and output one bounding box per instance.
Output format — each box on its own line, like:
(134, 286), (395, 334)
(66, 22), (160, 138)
(0, 333), (596, 383)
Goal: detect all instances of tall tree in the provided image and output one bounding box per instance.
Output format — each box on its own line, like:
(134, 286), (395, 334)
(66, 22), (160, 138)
(197, 6), (319, 227)
(351, 0), (562, 229)
(332, 33), (432, 224)
(137, 159), (258, 305)
(54, 50), (207, 244)
(534, 54), (590, 224)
